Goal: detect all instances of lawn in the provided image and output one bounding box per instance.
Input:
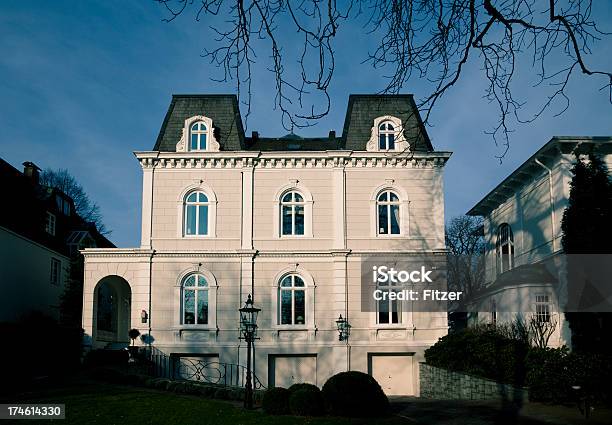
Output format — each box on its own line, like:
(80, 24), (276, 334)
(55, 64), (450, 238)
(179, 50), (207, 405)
(4, 379), (408, 425)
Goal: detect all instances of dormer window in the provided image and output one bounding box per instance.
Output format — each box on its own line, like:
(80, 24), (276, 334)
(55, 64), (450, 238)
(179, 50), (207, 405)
(367, 116), (409, 152)
(190, 122), (208, 151)
(176, 115), (220, 152)
(379, 121), (396, 150)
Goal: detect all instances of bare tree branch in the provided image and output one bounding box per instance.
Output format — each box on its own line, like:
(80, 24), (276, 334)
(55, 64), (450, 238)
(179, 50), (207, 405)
(153, 1), (612, 154)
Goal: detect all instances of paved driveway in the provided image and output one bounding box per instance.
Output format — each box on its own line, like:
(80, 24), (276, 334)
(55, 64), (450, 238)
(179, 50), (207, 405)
(390, 397), (612, 425)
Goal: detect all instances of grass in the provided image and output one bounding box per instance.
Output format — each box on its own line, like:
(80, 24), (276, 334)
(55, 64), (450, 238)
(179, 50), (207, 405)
(5, 379), (408, 425)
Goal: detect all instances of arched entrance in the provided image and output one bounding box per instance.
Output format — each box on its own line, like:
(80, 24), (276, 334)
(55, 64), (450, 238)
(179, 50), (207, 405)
(93, 276), (131, 345)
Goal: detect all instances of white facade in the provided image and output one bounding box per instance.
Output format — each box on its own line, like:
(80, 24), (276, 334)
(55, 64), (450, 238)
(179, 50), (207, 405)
(467, 137), (612, 347)
(82, 94), (451, 395)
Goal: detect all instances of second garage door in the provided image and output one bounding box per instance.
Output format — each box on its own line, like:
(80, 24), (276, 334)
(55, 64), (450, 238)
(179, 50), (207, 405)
(369, 354), (414, 396)
(270, 355), (316, 388)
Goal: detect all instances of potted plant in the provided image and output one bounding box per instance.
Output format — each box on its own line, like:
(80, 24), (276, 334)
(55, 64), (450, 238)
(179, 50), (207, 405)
(128, 328), (141, 358)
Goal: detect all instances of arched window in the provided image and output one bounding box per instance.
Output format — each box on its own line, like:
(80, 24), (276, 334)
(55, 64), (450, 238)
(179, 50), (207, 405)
(190, 122), (208, 151)
(184, 191), (209, 236)
(279, 274), (306, 325)
(496, 223), (514, 274)
(182, 274), (208, 325)
(378, 121), (396, 150)
(281, 191), (305, 236)
(377, 190), (401, 235)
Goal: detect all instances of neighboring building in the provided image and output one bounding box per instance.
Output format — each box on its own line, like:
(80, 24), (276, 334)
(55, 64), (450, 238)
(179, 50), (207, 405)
(0, 159), (114, 323)
(466, 136), (612, 347)
(81, 94), (451, 395)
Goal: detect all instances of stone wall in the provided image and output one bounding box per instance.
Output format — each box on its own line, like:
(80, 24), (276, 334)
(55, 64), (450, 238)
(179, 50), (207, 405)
(419, 363), (528, 402)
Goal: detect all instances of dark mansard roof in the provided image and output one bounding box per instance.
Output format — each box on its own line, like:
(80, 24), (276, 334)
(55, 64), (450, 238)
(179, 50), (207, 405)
(153, 94), (434, 152)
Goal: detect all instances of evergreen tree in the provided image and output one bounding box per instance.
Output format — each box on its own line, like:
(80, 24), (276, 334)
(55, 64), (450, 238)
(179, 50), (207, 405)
(561, 151), (612, 353)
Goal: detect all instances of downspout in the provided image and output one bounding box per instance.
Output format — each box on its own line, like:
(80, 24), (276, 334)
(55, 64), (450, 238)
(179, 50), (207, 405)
(147, 154), (158, 356)
(534, 158), (557, 253)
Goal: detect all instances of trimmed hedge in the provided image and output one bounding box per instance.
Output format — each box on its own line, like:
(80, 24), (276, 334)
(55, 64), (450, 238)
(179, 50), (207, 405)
(321, 371), (389, 417)
(289, 387), (324, 416)
(425, 326), (529, 385)
(262, 387), (290, 415)
(425, 326), (612, 405)
(526, 347), (612, 404)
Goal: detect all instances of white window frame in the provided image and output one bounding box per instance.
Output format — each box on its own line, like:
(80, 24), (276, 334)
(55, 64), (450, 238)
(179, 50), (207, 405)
(181, 273), (209, 325)
(376, 282), (402, 325)
(280, 191), (306, 237)
(496, 223), (514, 275)
(272, 183), (314, 238)
(370, 183), (409, 238)
(176, 115), (220, 152)
(278, 274), (307, 326)
(271, 266), (315, 330)
(177, 183), (218, 238)
(174, 268), (218, 330)
(50, 258), (61, 286)
(535, 294), (551, 323)
(190, 121), (209, 151)
(366, 115), (410, 152)
(183, 191), (210, 236)
(45, 212), (56, 236)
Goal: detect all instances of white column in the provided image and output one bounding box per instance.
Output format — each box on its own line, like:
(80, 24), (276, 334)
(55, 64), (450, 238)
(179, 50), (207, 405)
(241, 167), (254, 250)
(140, 166), (154, 248)
(332, 167), (346, 249)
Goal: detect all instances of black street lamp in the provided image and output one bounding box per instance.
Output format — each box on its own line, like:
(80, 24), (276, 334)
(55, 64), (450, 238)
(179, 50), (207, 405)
(239, 294), (260, 409)
(336, 314), (351, 341)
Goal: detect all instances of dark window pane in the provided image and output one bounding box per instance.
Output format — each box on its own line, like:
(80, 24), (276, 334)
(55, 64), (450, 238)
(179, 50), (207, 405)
(280, 276), (292, 287)
(388, 133), (395, 150)
(186, 206), (196, 235)
(390, 204), (400, 234)
(294, 276), (305, 287)
(379, 134), (386, 150)
(201, 133), (207, 150)
(378, 205), (388, 234)
(295, 206), (304, 235)
(282, 206), (293, 235)
(191, 134), (198, 150)
(294, 290), (305, 324)
(197, 290), (208, 324)
(198, 205), (208, 235)
(184, 289), (195, 324)
(280, 290), (292, 324)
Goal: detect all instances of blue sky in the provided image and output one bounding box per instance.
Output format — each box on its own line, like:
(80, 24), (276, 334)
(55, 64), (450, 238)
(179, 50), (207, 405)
(1, 0), (611, 247)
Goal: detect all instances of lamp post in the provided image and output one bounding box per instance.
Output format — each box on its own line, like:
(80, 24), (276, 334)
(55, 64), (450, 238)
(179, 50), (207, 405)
(239, 294), (260, 409)
(336, 314), (351, 341)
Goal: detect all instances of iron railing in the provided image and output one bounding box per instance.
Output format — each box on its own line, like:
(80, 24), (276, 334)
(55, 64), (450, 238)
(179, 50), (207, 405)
(140, 346), (265, 389)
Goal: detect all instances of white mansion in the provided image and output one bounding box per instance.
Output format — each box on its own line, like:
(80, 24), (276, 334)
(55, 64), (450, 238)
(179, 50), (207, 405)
(82, 94), (451, 395)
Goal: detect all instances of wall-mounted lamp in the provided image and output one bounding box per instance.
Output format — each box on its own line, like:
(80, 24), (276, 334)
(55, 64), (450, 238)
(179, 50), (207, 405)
(141, 309), (148, 324)
(336, 314), (351, 341)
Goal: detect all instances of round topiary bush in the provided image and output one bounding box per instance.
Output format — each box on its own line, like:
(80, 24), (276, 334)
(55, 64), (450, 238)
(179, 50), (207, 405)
(262, 387), (290, 415)
(288, 383), (320, 394)
(289, 387), (324, 416)
(321, 371), (389, 417)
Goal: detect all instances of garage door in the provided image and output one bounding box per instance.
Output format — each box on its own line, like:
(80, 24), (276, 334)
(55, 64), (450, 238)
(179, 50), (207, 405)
(370, 354), (414, 396)
(270, 355), (316, 388)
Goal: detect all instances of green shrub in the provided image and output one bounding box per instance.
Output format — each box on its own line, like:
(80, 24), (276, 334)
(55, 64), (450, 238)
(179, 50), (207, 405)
(425, 326), (529, 385)
(262, 387), (290, 415)
(288, 383), (319, 394)
(321, 371), (389, 417)
(526, 347), (612, 404)
(198, 385), (218, 398)
(152, 378), (171, 390)
(289, 387), (324, 416)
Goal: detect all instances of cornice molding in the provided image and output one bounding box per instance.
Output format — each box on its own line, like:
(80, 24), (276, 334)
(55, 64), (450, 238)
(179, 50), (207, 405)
(134, 151), (451, 170)
(82, 248), (448, 259)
